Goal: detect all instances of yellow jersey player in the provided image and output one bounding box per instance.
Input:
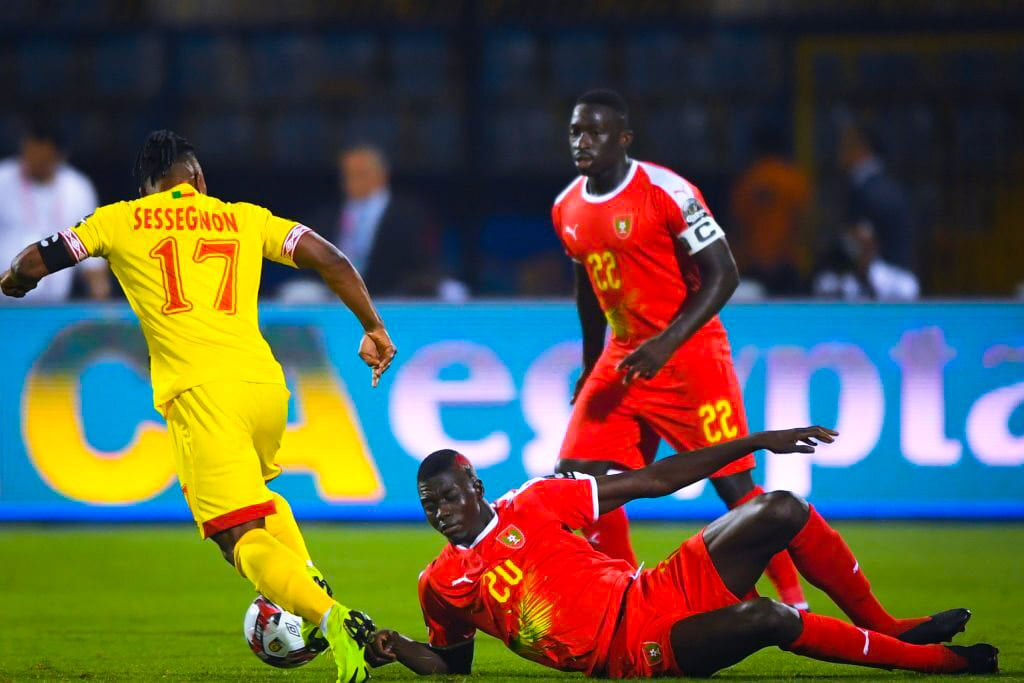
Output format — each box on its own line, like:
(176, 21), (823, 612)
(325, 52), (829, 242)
(0, 130), (395, 683)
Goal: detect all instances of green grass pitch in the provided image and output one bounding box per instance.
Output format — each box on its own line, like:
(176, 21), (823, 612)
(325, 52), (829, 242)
(2, 522), (1021, 681)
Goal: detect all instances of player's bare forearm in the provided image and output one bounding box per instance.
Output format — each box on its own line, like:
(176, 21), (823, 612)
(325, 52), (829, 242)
(293, 231), (384, 332)
(575, 263), (606, 369)
(1, 244), (50, 297)
(657, 239), (739, 351)
(372, 631), (471, 675)
(594, 427), (836, 512)
(11, 244), (50, 283)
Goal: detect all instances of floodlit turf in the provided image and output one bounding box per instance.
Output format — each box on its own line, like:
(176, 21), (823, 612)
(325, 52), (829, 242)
(1, 523), (1021, 681)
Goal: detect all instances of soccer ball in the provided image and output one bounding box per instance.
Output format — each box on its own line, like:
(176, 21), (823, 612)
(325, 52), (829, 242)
(243, 596), (327, 668)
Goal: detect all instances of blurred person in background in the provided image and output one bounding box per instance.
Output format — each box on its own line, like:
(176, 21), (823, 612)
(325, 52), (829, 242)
(729, 121), (812, 296)
(838, 119), (916, 275)
(0, 117), (111, 302)
(295, 144), (466, 302)
(813, 220), (919, 301)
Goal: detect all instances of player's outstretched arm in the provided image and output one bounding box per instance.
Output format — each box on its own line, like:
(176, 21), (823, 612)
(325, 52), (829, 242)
(365, 630), (473, 675)
(594, 427), (837, 513)
(617, 239), (739, 382)
(292, 231), (397, 386)
(573, 262), (607, 403)
(0, 237), (74, 298)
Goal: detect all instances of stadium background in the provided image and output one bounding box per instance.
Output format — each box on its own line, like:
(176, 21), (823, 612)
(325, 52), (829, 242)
(0, 0), (1021, 522)
(1, 1), (1023, 680)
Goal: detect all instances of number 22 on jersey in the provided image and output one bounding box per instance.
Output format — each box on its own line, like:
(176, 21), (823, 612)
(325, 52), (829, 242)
(586, 250), (621, 291)
(149, 236), (239, 315)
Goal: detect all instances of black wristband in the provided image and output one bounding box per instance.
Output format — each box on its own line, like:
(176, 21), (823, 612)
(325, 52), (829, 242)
(37, 233), (77, 273)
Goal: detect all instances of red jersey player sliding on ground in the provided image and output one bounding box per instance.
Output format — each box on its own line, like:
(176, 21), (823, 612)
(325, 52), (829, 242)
(364, 427), (996, 678)
(552, 89), (809, 609)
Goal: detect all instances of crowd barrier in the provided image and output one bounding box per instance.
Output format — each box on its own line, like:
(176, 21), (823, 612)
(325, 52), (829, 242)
(0, 302), (1021, 521)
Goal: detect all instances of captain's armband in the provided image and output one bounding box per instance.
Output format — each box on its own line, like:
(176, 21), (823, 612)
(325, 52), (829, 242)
(677, 198), (724, 254)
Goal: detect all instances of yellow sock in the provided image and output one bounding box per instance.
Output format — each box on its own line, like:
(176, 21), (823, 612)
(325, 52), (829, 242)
(233, 528), (334, 624)
(264, 492), (312, 563)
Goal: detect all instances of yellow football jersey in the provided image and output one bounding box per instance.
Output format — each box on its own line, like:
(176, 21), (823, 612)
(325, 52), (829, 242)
(62, 183), (309, 410)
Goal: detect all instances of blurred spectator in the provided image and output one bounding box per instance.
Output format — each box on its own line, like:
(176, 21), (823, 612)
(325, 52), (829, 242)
(838, 120), (916, 273)
(0, 118), (111, 302)
(813, 221), (918, 301)
(729, 122), (812, 295)
(316, 144), (465, 300)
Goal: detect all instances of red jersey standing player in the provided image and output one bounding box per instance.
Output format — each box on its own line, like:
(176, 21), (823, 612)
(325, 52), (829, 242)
(362, 433), (993, 677)
(551, 89), (806, 608)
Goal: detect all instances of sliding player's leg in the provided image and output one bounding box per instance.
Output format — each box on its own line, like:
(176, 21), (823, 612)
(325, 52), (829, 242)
(705, 491), (971, 643)
(669, 599), (997, 676)
(557, 375), (646, 567)
(712, 470), (807, 608)
(640, 356), (808, 608)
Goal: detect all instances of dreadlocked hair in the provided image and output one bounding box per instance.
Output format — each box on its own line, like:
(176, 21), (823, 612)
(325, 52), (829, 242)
(134, 130), (195, 187)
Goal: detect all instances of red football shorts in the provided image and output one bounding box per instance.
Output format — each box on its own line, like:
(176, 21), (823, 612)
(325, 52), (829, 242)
(604, 530), (742, 678)
(560, 347), (755, 477)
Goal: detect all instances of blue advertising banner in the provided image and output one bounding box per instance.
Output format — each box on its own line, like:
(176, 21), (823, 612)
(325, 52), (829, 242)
(0, 302), (1021, 522)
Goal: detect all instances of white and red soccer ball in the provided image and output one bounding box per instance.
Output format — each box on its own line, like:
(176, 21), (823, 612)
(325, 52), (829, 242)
(243, 596), (326, 668)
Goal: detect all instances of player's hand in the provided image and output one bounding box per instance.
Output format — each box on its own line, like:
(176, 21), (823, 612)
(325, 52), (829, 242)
(757, 426), (838, 454)
(358, 326), (397, 388)
(364, 629), (399, 667)
(0, 269), (36, 298)
(616, 336), (675, 384)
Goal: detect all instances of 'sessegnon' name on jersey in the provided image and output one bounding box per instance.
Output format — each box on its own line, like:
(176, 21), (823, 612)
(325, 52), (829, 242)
(61, 183), (310, 409)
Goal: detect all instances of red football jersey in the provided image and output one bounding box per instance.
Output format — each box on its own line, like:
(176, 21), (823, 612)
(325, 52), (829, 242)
(418, 475), (634, 674)
(552, 159), (731, 364)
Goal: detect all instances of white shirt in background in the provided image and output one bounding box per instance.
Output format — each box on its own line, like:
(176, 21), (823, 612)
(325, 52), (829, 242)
(814, 260), (919, 301)
(0, 158), (103, 303)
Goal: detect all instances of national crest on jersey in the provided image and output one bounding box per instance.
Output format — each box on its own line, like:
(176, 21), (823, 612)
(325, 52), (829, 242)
(612, 214), (633, 239)
(551, 160), (729, 353)
(498, 524), (525, 549)
(642, 641), (664, 666)
(418, 475), (635, 675)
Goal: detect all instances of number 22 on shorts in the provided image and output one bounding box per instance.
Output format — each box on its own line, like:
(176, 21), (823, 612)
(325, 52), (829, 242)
(699, 399), (737, 443)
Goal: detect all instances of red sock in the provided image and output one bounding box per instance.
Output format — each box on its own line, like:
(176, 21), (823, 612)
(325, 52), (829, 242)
(788, 505), (925, 635)
(581, 505), (638, 568)
(785, 612), (966, 673)
(729, 486), (807, 608)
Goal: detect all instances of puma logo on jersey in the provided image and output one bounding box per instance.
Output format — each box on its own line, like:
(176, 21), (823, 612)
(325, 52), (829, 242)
(564, 224), (578, 239)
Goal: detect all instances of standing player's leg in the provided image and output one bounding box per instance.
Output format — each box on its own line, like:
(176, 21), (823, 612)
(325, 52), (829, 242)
(168, 382), (371, 683)
(252, 414), (333, 598)
(557, 374), (649, 567)
(666, 493), (996, 675)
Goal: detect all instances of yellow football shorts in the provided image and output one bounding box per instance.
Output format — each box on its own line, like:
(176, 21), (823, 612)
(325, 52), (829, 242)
(165, 380), (290, 538)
